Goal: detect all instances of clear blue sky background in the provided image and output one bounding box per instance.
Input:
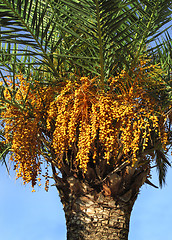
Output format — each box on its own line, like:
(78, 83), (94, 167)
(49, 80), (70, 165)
(0, 159), (172, 240)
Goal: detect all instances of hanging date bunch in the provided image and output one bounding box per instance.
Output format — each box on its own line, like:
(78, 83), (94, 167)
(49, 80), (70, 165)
(47, 59), (168, 173)
(1, 59), (169, 189)
(1, 75), (56, 189)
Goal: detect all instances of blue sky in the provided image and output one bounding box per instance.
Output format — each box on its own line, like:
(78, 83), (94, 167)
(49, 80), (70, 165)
(0, 160), (172, 240)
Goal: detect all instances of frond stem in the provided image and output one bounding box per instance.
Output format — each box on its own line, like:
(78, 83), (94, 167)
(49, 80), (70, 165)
(95, 0), (104, 90)
(135, 1), (159, 62)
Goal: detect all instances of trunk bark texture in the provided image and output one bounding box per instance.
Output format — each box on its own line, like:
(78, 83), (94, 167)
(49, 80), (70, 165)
(52, 165), (148, 240)
(64, 193), (133, 240)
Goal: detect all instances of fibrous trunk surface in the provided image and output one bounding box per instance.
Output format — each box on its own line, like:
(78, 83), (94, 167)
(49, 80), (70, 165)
(55, 176), (140, 240)
(52, 162), (148, 240)
(65, 193), (133, 240)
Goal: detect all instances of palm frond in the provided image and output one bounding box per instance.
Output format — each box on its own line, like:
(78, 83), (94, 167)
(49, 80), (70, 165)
(0, 0), (60, 76)
(0, 128), (10, 174)
(0, 0), (171, 81)
(155, 149), (171, 187)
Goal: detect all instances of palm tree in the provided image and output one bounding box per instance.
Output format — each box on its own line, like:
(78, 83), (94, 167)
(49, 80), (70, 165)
(0, 1), (172, 239)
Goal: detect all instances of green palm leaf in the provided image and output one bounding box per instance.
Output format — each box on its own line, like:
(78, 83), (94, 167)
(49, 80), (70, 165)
(0, 0), (171, 81)
(155, 149), (171, 187)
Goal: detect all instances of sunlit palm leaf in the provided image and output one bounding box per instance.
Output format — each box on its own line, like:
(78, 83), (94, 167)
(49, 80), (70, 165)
(0, 0), (171, 80)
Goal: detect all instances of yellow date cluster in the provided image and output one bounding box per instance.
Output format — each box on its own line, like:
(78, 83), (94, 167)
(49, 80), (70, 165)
(1, 59), (168, 189)
(2, 77), (55, 189)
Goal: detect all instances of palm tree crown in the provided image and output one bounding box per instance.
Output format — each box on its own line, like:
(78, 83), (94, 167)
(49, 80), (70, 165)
(0, 0), (172, 189)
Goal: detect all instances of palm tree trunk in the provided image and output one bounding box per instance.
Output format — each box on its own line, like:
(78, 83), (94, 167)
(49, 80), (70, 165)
(64, 194), (133, 240)
(55, 175), (138, 240)
(52, 162), (149, 240)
